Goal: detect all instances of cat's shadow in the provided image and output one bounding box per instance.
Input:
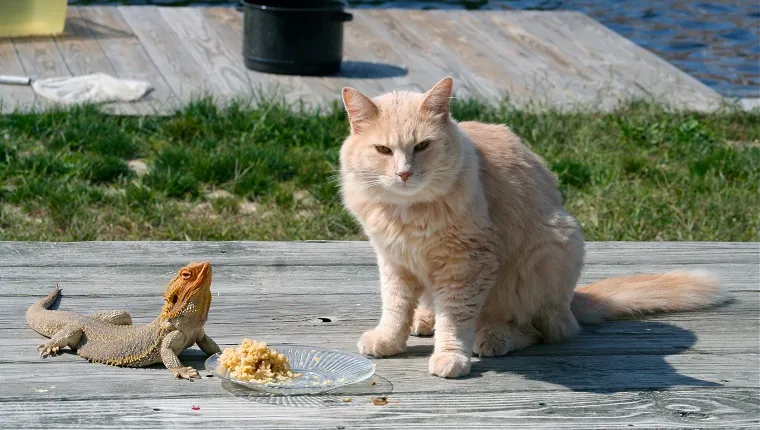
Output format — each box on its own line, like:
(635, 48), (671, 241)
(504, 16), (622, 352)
(396, 320), (719, 393)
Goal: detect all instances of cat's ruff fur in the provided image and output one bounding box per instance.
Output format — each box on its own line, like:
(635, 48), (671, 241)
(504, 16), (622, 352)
(338, 77), (729, 379)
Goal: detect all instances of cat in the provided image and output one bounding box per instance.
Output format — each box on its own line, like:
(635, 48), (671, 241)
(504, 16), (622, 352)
(337, 77), (729, 378)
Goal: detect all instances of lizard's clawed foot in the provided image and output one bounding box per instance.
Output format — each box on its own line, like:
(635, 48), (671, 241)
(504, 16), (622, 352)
(171, 366), (201, 380)
(37, 343), (61, 358)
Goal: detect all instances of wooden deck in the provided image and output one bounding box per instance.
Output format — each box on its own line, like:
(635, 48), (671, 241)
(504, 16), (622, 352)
(0, 6), (726, 115)
(1, 241), (758, 428)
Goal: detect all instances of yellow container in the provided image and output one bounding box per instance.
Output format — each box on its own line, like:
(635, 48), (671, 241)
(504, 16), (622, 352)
(0, 0), (68, 38)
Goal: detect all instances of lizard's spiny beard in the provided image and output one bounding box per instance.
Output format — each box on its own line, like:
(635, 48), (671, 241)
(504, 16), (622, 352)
(160, 263), (213, 321)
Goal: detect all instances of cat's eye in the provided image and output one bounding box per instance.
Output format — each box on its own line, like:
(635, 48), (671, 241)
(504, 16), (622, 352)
(375, 145), (392, 154)
(414, 140), (431, 152)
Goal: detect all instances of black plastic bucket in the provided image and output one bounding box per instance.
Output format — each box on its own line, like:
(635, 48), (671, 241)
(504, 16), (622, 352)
(241, 0), (353, 76)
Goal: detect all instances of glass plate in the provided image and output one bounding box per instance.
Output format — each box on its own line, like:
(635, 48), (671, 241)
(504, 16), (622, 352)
(205, 344), (376, 396)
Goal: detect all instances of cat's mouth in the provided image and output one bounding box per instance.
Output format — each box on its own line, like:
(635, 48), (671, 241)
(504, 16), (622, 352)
(390, 177), (423, 195)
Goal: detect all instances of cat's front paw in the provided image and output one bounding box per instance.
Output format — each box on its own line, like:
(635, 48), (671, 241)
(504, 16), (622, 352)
(357, 328), (407, 357)
(473, 325), (509, 357)
(428, 351), (471, 378)
(410, 307), (435, 337)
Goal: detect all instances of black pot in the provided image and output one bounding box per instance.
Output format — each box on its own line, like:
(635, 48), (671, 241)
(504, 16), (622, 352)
(241, 0), (353, 76)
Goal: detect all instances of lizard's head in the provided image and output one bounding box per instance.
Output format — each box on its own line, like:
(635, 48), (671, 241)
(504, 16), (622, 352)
(160, 261), (213, 324)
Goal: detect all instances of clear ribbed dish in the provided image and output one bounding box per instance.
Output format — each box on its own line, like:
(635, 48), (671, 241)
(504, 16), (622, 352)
(205, 344), (376, 396)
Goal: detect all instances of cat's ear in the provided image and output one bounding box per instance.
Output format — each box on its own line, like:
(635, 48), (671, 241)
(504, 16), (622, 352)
(342, 87), (379, 134)
(420, 77), (453, 116)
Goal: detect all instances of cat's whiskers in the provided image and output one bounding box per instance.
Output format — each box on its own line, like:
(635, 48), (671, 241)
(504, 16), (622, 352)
(351, 178), (388, 193)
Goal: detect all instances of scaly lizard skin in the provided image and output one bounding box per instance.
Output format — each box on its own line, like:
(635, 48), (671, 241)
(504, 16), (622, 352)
(25, 261), (221, 380)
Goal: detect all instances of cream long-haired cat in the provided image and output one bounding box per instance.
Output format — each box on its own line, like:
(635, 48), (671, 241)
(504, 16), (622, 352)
(338, 77), (728, 379)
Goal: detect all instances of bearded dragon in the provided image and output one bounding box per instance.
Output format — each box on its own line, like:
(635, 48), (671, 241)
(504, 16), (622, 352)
(25, 261), (221, 379)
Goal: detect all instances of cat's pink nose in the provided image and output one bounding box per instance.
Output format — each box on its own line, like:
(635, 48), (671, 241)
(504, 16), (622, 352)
(397, 171), (412, 182)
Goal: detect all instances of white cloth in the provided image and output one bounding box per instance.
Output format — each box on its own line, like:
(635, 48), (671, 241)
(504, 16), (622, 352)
(31, 73), (152, 104)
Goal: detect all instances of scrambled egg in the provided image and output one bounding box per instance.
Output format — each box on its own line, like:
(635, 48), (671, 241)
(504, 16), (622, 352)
(218, 338), (300, 383)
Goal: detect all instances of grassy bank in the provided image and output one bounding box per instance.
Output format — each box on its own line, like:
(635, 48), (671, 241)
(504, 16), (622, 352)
(0, 99), (758, 241)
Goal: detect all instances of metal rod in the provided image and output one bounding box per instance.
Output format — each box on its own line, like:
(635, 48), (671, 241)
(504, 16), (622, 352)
(0, 75), (32, 85)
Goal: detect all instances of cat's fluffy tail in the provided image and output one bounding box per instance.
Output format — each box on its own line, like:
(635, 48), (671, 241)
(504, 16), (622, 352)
(570, 270), (729, 325)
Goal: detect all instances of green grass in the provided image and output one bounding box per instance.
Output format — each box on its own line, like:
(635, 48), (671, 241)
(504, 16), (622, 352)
(1, 98), (758, 241)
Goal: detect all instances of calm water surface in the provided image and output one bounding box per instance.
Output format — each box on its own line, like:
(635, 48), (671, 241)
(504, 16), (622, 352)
(71, 1), (760, 98)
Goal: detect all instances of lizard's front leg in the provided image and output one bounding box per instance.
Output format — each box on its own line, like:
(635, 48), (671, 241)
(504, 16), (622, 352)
(38, 325), (83, 357)
(160, 330), (200, 380)
(196, 331), (221, 356)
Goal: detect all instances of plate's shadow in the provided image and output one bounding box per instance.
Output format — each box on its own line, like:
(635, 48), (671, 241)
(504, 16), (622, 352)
(218, 374), (394, 407)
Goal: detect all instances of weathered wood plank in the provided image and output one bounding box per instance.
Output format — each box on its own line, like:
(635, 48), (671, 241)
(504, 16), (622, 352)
(9, 38), (72, 78)
(118, 6), (218, 102)
(3, 263), (758, 361)
(199, 7), (328, 107)
(423, 11), (545, 105)
(564, 13), (723, 105)
(2, 280), (757, 318)
(329, 10), (411, 97)
(363, 10), (482, 99)
(0, 41), (36, 113)
(403, 9), (604, 106)
(3, 276), (756, 316)
(470, 11), (624, 109)
(0, 241), (757, 267)
(516, 11), (723, 110)
(390, 10), (499, 100)
(5, 312), (759, 360)
(74, 6), (176, 115)
(497, 12), (645, 108)
(0, 348), (757, 399)
(5, 284), (755, 319)
(2, 389), (757, 429)
(157, 7), (251, 99)
(0, 241), (757, 428)
(3, 287), (758, 361)
(0, 261), (756, 296)
(11, 32), (72, 112)
(52, 8), (138, 116)
(406, 11), (507, 97)
(1, 7), (731, 115)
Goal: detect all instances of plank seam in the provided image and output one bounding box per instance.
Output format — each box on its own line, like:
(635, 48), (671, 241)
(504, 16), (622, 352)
(112, 6), (179, 112)
(9, 39), (40, 110)
(80, 7), (156, 115)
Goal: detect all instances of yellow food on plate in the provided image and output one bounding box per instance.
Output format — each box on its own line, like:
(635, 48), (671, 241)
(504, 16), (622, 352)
(218, 338), (301, 383)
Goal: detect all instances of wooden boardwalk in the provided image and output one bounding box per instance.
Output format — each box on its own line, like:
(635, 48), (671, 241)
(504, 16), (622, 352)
(1, 241), (758, 428)
(0, 6), (726, 115)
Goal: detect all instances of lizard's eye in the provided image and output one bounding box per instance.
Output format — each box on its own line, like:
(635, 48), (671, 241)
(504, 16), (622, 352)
(180, 270), (192, 280)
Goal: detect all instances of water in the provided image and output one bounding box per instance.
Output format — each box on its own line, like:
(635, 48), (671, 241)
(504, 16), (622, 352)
(70, 0), (760, 98)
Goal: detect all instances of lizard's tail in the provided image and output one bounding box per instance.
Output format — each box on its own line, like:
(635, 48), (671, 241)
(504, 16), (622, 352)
(30, 284), (61, 310)
(26, 284), (62, 336)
